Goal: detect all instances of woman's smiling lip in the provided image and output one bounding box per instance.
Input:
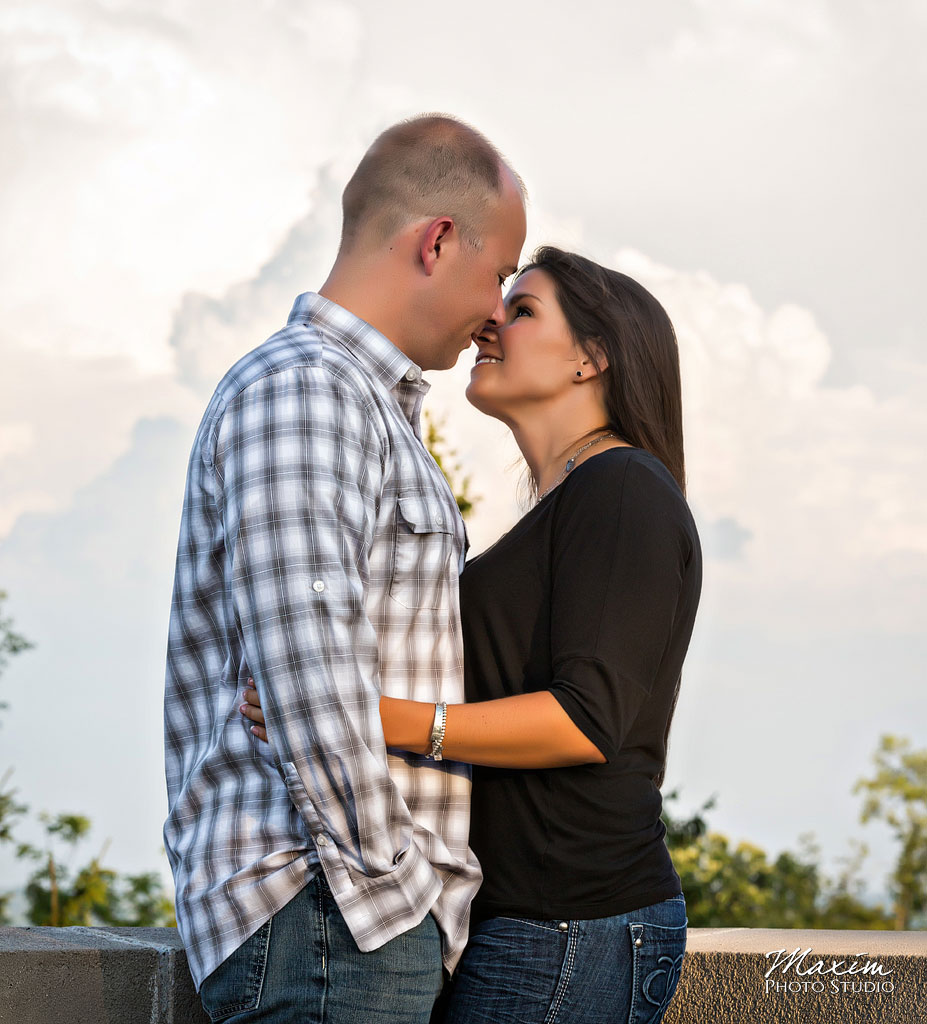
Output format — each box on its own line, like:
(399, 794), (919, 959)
(474, 354), (503, 366)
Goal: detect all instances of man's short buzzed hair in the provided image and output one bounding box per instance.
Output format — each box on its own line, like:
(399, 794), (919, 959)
(340, 113), (525, 254)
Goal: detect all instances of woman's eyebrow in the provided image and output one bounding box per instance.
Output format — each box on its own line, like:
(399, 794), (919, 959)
(504, 292), (543, 306)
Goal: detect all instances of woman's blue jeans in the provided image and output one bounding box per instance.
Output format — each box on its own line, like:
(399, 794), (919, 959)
(198, 871), (444, 1023)
(437, 893), (687, 1024)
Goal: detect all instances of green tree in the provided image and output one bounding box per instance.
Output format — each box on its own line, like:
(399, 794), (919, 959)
(821, 839), (898, 929)
(0, 593), (33, 922)
(423, 410), (480, 520)
(662, 791), (893, 929)
(0, 590), (175, 927)
(855, 733), (927, 929)
(17, 813), (175, 927)
(0, 768), (28, 923)
(0, 590), (33, 719)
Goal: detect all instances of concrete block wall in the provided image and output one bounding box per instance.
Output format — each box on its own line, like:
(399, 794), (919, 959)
(0, 927), (207, 1024)
(665, 927), (927, 1024)
(1, 925), (925, 1023)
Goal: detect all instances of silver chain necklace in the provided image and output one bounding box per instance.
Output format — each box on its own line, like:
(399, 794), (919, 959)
(536, 432), (617, 503)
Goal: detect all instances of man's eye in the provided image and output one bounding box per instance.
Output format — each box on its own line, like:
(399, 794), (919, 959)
(498, 275), (507, 287)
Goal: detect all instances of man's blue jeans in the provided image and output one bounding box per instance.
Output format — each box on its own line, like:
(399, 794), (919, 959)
(198, 871), (444, 1023)
(437, 893), (687, 1024)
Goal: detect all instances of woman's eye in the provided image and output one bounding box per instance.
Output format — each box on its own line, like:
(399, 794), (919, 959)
(514, 305), (531, 318)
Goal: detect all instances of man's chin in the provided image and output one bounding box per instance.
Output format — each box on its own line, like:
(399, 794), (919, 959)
(419, 352), (459, 373)
(439, 344), (473, 371)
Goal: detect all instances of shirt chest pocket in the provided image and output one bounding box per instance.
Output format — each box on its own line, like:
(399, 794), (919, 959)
(389, 493), (456, 610)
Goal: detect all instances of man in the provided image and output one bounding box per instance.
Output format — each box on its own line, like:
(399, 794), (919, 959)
(163, 114), (527, 1023)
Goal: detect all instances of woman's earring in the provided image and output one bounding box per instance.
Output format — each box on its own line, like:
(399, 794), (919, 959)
(576, 370), (583, 377)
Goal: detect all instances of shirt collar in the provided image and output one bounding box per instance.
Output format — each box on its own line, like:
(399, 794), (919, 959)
(287, 291), (424, 392)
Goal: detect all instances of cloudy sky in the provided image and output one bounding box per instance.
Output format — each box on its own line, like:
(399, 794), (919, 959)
(1, 0), (924, 904)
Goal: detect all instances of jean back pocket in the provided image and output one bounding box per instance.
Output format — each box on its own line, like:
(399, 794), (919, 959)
(199, 918), (272, 1022)
(627, 897), (687, 1024)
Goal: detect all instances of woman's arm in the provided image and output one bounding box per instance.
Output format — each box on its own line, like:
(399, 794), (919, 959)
(240, 682), (606, 769)
(380, 692), (606, 768)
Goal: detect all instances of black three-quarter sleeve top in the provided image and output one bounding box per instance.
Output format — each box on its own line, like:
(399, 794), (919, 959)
(459, 445), (703, 925)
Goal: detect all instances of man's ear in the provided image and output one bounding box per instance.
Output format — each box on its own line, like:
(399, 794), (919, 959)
(420, 216), (456, 275)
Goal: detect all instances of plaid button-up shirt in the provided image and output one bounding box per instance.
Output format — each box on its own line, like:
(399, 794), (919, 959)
(163, 292), (481, 991)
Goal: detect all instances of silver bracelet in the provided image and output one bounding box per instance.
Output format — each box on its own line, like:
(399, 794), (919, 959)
(429, 702), (447, 761)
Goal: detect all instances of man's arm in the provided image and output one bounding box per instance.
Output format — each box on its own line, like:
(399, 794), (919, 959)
(219, 364), (420, 880)
(240, 454), (686, 771)
(242, 687), (605, 769)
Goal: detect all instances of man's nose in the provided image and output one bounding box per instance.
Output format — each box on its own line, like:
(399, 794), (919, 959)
(475, 321), (500, 346)
(487, 291), (506, 329)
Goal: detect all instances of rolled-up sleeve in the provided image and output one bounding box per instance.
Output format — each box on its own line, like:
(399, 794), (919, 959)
(217, 365), (416, 879)
(547, 455), (689, 763)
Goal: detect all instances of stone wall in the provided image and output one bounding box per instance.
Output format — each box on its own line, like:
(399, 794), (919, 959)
(665, 927), (926, 1024)
(1, 926), (925, 1023)
(0, 927), (207, 1024)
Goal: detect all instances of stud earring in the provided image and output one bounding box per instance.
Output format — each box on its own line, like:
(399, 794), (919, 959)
(576, 370), (583, 377)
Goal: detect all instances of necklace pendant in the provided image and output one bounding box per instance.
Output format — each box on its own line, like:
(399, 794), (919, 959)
(565, 457), (576, 472)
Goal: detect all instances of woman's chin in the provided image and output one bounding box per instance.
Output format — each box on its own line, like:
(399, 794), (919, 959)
(465, 381), (504, 420)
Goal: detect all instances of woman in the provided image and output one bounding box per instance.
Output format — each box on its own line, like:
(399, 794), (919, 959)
(241, 246), (702, 1024)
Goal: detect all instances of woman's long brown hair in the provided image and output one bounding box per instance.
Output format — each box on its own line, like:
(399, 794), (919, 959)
(516, 246), (688, 787)
(515, 245), (686, 495)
